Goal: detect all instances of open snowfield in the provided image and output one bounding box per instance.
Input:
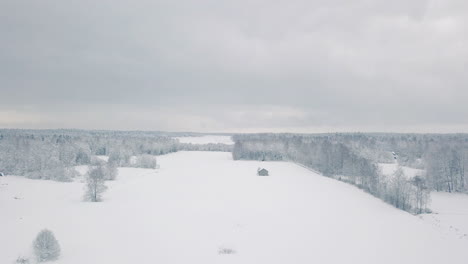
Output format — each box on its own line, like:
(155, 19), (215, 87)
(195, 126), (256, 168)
(175, 135), (234, 145)
(1, 151), (468, 264)
(421, 192), (468, 241)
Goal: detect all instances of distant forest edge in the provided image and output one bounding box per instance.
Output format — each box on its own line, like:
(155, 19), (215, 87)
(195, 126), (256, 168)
(232, 133), (468, 214)
(1, 129), (467, 214)
(0, 129), (232, 178)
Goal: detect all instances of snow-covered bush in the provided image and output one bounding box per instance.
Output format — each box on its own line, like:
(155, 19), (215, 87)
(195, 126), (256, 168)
(57, 167), (79, 182)
(105, 163), (118, 180)
(133, 155), (157, 169)
(25, 167), (78, 182)
(108, 150), (132, 167)
(14, 256), (29, 264)
(33, 229), (61, 262)
(218, 247), (236, 255)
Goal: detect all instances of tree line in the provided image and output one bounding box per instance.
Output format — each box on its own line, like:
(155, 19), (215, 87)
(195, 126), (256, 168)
(0, 129), (232, 181)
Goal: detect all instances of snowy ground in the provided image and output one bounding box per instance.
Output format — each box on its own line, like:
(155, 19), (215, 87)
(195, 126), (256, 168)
(378, 162), (424, 179)
(175, 135), (234, 145)
(1, 152), (468, 264)
(420, 192), (468, 241)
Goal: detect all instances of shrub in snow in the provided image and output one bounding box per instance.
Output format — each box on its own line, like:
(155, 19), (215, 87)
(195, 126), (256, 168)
(218, 247), (236, 255)
(108, 150), (132, 167)
(25, 167), (78, 182)
(33, 229), (61, 262)
(14, 256), (29, 264)
(56, 167), (79, 182)
(105, 163), (118, 180)
(133, 155), (157, 169)
(84, 165), (108, 202)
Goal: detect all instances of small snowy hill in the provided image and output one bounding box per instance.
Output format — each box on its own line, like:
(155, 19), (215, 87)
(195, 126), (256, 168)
(1, 152), (467, 264)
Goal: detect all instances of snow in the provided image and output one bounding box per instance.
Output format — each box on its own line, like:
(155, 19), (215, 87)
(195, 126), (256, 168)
(378, 163), (424, 179)
(94, 155), (109, 162)
(176, 135), (234, 145)
(420, 192), (468, 240)
(1, 151), (468, 264)
(74, 165), (89, 176)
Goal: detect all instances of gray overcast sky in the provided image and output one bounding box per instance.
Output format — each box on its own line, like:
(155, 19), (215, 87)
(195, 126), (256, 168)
(1, 0), (467, 133)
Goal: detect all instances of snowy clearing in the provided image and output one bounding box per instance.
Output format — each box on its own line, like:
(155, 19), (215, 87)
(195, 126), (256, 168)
(378, 163), (424, 179)
(175, 135), (234, 145)
(1, 152), (468, 264)
(93, 155), (109, 162)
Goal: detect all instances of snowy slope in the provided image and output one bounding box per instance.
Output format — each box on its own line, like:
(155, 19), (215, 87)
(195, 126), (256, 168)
(1, 152), (468, 264)
(421, 192), (468, 241)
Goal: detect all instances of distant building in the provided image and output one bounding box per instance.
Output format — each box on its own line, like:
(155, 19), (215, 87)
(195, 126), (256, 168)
(257, 168), (269, 176)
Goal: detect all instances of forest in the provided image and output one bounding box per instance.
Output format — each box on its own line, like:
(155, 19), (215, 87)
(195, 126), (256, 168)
(0, 129), (231, 181)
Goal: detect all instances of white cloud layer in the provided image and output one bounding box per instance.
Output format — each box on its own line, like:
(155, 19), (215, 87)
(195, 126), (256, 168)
(1, 0), (467, 132)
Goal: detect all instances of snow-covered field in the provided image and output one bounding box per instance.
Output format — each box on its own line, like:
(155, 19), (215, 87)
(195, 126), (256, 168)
(175, 135), (234, 145)
(421, 192), (468, 241)
(1, 152), (468, 264)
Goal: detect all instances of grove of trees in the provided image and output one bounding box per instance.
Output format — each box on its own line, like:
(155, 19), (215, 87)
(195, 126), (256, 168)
(0, 129), (232, 181)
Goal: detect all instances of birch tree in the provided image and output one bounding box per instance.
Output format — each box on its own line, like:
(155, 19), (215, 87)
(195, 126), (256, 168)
(84, 165), (108, 202)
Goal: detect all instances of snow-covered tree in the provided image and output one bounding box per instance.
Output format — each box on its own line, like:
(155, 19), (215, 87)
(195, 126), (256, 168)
(387, 167), (412, 211)
(411, 176), (430, 214)
(104, 162), (118, 180)
(134, 155), (157, 169)
(33, 229), (61, 262)
(84, 165), (108, 202)
(14, 256), (29, 264)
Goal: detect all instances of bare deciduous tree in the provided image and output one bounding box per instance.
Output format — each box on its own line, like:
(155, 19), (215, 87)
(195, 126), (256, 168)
(14, 256), (29, 264)
(411, 176), (430, 214)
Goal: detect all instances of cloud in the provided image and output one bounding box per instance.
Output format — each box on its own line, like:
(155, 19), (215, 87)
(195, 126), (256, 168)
(0, 0), (467, 132)
(0, 111), (52, 128)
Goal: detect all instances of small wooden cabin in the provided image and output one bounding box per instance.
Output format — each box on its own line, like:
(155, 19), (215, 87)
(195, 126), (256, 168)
(257, 168), (269, 176)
